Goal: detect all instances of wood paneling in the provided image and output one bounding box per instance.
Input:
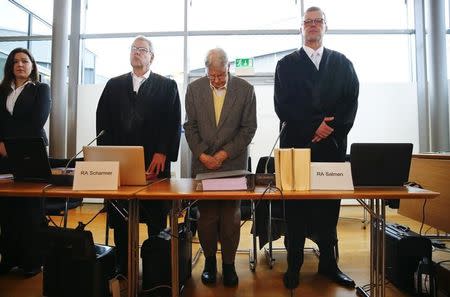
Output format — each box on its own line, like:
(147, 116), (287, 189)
(399, 154), (450, 233)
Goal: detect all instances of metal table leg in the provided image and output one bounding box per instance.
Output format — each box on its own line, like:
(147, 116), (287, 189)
(127, 199), (139, 297)
(355, 198), (386, 297)
(171, 199), (181, 297)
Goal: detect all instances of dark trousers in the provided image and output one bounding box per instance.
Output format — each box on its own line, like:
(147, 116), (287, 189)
(284, 199), (340, 273)
(108, 200), (170, 273)
(0, 197), (45, 270)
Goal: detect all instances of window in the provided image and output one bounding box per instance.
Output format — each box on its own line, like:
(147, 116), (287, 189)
(303, 0), (411, 29)
(84, 0), (184, 33)
(326, 34), (414, 82)
(188, 35), (300, 73)
(13, 0), (53, 25)
(0, 0), (29, 34)
(188, 0), (301, 30)
(83, 37), (184, 84)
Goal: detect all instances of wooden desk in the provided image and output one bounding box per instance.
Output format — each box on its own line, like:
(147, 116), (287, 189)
(137, 178), (439, 297)
(0, 179), (439, 297)
(399, 153), (450, 233)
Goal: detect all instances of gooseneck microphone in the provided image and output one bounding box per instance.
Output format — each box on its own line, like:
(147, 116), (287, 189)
(63, 130), (106, 173)
(255, 122), (287, 186)
(264, 121), (287, 174)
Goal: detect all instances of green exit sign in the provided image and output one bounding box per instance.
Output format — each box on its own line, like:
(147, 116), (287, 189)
(235, 58), (254, 68)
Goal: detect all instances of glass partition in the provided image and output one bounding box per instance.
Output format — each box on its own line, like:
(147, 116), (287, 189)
(85, 0), (184, 33)
(83, 37), (184, 84)
(303, 0), (411, 29)
(188, 0), (301, 30)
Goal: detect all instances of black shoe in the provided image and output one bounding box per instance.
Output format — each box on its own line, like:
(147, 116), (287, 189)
(201, 256), (217, 285)
(222, 263), (238, 287)
(318, 267), (355, 288)
(23, 267), (41, 278)
(283, 271), (299, 289)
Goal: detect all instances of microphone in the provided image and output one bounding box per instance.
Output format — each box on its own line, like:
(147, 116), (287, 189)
(256, 122), (287, 186)
(51, 130), (105, 186)
(63, 130), (105, 173)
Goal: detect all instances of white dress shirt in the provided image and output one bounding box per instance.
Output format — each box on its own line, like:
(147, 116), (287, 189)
(6, 80), (34, 115)
(303, 45), (324, 70)
(131, 69), (151, 93)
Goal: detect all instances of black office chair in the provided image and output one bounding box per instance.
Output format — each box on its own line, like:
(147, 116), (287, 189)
(254, 156), (285, 268)
(254, 156), (339, 269)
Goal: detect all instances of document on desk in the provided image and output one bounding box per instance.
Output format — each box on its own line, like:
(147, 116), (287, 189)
(0, 174), (13, 180)
(195, 169), (251, 180)
(201, 176), (248, 191)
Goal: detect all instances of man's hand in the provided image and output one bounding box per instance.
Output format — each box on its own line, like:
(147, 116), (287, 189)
(312, 117), (334, 143)
(199, 153), (221, 170)
(147, 153), (167, 176)
(213, 150), (228, 166)
(0, 142), (6, 157)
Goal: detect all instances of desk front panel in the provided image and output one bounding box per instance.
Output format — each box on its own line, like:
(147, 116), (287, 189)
(399, 154), (450, 233)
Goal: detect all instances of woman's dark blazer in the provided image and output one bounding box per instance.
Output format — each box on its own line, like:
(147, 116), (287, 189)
(0, 82), (51, 145)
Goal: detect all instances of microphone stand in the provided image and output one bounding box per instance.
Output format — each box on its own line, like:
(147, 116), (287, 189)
(63, 130), (105, 173)
(51, 130), (105, 186)
(256, 122), (287, 186)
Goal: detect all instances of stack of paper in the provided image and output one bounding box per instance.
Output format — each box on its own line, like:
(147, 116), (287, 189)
(201, 176), (248, 191)
(274, 148), (311, 191)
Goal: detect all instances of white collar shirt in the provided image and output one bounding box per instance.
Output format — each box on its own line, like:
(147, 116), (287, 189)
(6, 80), (34, 115)
(303, 45), (324, 70)
(209, 75), (229, 97)
(131, 69), (151, 93)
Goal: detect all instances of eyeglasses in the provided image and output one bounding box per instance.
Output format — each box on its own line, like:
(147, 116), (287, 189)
(303, 18), (325, 26)
(131, 46), (150, 54)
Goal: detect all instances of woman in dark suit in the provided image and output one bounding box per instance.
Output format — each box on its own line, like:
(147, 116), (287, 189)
(0, 48), (51, 277)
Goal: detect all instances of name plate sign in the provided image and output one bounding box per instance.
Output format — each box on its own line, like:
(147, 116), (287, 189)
(310, 162), (354, 190)
(73, 161), (120, 190)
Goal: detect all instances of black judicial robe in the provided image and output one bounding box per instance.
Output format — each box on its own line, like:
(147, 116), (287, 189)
(274, 48), (359, 248)
(96, 71), (181, 170)
(274, 47), (358, 162)
(96, 71), (181, 227)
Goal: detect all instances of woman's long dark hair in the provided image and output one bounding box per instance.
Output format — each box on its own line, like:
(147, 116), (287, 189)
(0, 47), (39, 96)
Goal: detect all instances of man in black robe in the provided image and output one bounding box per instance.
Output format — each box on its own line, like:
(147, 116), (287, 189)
(96, 36), (181, 275)
(274, 6), (359, 289)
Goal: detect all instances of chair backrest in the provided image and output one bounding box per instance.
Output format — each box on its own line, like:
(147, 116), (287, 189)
(256, 156), (275, 174)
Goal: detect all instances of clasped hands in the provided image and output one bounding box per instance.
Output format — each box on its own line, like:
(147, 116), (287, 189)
(312, 116), (334, 143)
(199, 150), (228, 170)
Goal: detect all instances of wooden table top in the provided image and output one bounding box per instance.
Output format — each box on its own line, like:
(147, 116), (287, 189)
(0, 179), (48, 197)
(0, 178), (439, 201)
